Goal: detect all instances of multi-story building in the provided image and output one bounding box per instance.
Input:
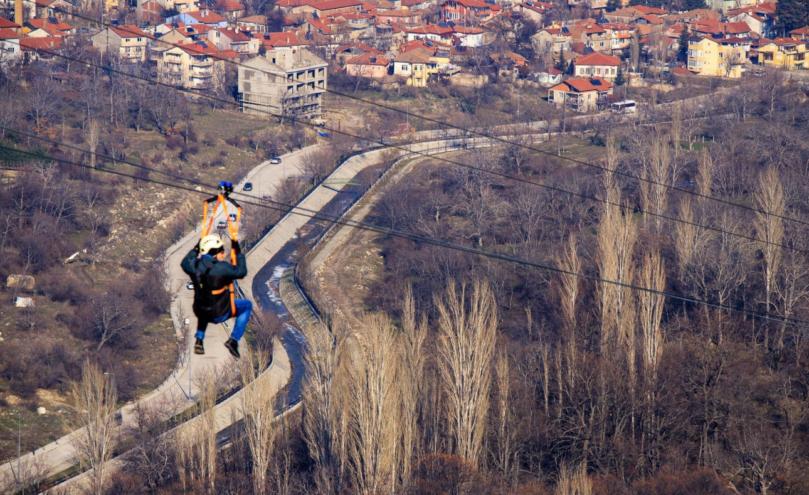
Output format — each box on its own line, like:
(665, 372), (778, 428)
(757, 38), (807, 70)
(91, 25), (148, 63)
(156, 42), (229, 91)
(687, 36), (748, 78)
(238, 47), (328, 119)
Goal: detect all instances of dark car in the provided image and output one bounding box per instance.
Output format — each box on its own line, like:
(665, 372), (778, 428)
(243, 182), (253, 191)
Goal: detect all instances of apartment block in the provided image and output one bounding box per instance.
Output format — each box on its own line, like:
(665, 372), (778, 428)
(238, 47), (327, 119)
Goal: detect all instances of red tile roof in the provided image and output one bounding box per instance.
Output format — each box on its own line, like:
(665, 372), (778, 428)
(216, 0), (245, 11)
(723, 21), (750, 34)
(262, 31), (305, 46)
(0, 18), (20, 29)
(217, 27), (250, 42)
(0, 28), (20, 39)
(551, 76), (613, 93)
(633, 5), (666, 15)
(346, 52), (390, 65)
(188, 10), (226, 24)
(575, 52), (620, 66)
(111, 24), (148, 39)
(310, 0), (363, 11)
(20, 36), (63, 50)
(28, 18), (73, 36)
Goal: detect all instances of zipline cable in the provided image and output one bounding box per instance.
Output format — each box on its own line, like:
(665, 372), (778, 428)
(2, 141), (806, 329)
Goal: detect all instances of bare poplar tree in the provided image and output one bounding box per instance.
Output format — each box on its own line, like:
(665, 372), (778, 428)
(87, 118), (100, 169)
(597, 184), (637, 367)
(556, 233), (580, 388)
(196, 376), (218, 494)
(492, 350), (517, 483)
(240, 346), (276, 495)
(303, 321), (346, 494)
(639, 130), (672, 231)
(754, 167), (785, 342)
(398, 285), (427, 488)
(436, 279), (498, 466)
(674, 197), (698, 281)
(70, 361), (117, 495)
(346, 313), (401, 495)
(637, 250), (666, 384)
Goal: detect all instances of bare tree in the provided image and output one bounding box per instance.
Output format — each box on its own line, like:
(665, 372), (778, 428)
(491, 349), (517, 484)
(346, 313), (401, 495)
(303, 321), (346, 494)
(239, 346), (276, 495)
(637, 250), (666, 384)
(436, 279), (498, 466)
(754, 167), (785, 347)
(398, 285), (426, 488)
(70, 360), (118, 495)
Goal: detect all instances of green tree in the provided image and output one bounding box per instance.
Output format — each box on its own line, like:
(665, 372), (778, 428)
(677, 27), (690, 63)
(776, 0), (809, 33)
(615, 65), (625, 86)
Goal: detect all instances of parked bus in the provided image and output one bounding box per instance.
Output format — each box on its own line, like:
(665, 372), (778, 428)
(610, 100), (637, 114)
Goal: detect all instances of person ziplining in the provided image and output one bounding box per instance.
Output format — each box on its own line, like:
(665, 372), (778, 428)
(181, 181), (252, 359)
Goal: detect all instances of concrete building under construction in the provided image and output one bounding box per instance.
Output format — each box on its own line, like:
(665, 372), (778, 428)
(238, 47), (327, 120)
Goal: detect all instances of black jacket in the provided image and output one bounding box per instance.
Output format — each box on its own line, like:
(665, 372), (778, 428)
(181, 245), (247, 320)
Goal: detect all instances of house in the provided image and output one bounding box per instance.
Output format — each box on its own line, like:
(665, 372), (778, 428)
(0, 18), (22, 33)
(19, 35), (62, 62)
(534, 67), (563, 86)
(708, 0), (757, 15)
(532, 26), (571, 60)
(791, 26), (809, 41)
(756, 38), (808, 71)
(261, 31), (306, 50)
(238, 48), (328, 119)
(215, 0), (245, 21)
(453, 25), (487, 47)
(30, 0), (72, 20)
(393, 47), (435, 86)
(727, 3), (776, 38)
(440, 0), (500, 26)
(404, 24), (453, 43)
(345, 52), (390, 78)
(208, 28), (259, 53)
(376, 9), (425, 25)
(156, 41), (232, 91)
(687, 36), (747, 78)
(91, 25), (149, 62)
(0, 29), (21, 65)
(26, 18), (73, 37)
(547, 77), (613, 112)
(309, 0), (364, 17)
(168, 9), (228, 28)
(138, 0), (164, 25)
(574, 52), (620, 80)
(236, 15), (268, 33)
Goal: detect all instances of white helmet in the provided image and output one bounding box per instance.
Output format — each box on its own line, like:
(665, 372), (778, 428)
(199, 235), (224, 255)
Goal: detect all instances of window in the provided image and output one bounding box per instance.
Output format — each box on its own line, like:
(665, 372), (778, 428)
(244, 69), (254, 79)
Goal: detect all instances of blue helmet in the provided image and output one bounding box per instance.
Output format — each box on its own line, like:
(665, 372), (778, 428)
(218, 181), (234, 194)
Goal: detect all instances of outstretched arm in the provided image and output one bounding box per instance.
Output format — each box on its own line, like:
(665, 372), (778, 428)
(180, 245), (199, 276)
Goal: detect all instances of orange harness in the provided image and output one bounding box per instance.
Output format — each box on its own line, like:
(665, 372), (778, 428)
(201, 193), (243, 315)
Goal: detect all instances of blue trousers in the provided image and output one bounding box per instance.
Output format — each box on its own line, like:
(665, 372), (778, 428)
(195, 299), (252, 342)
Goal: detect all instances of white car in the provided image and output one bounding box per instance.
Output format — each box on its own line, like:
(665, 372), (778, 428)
(270, 157), (282, 164)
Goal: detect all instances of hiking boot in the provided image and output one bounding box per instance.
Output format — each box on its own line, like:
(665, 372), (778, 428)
(194, 338), (205, 355)
(225, 338), (240, 359)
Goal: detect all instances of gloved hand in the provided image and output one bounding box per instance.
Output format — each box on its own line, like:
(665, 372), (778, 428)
(231, 238), (241, 254)
(194, 241), (201, 254)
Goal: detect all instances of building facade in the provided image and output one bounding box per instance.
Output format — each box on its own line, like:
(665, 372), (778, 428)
(239, 47), (328, 119)
(91, 25), (148, 62)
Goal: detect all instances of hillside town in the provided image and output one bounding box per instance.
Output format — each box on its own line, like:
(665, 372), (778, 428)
(0, 0), (806, 115)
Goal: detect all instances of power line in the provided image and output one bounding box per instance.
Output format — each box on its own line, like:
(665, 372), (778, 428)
(1, 141), (806, 329)
(11, 48), (806, 256)
(50, 7), (809, 230)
